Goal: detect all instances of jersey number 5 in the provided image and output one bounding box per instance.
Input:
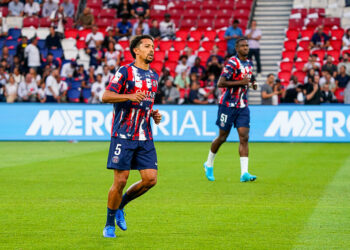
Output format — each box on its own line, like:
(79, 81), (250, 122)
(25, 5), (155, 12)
(114, 144), (122, 156)
(220, 114), (228, 123)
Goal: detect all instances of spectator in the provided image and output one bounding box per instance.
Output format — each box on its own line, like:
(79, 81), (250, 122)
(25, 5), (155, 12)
(338, 53), (350, 75)
(37, 81), (46, 103)
(321, 55), (337, 77)
(303, 74), (322, 104)
(61, 0), (74, 18)
(57, 75), (68, 102)
(319, 71), (336, 92)
(224, 19), (243, 56)
(321, 83), (337, 103)
(24, 37), (41, 71)
(0, 66), (8, 101)
(175, 55), (189, 75)
(45, 69), (60, 102)
(159, 13), (176, 40)
(61, 60), (76, 78)
(16, 36), (28, 64)
(283, 83), (304, 104)
(102, 28), (118, 49)
(42, 0), (58, 17)
(8, 0), (24, 16)
(162, 79), (179, 104)
(45, 26), (62, 49)
(76, 7), (94, 29)
(304, 68), (317, 84)
(150, 19), (161, 40)
(5, 74), (18, 102)
(88, 43), (104, 68)
(344, 82), (350, 103)
(302, 54), (321, 72)
(18, 73), (37, 102)
(101, 65), (113, 85)
(116, 14), (132, 38)
(335, 65), (350, 89)
(342, 29), (350, 50)
(1, 46), (14, 68)
(13, 66), (24, 85)
(131, 0), (149, 18)
(272, 79), (284, 105)
(203, 72), (217, 104)
(158, 67), (173, 89)
(174, 71), (190, 89)
(91, 74), (105, 103)
(74, 64), (88, 81)
(185, 47), (197, 68)
(29, 67), (41, 86)
(206, 55), (222, 80)
(188, 80), (209, 104)
(207, 45), (224, 65)
(105, 41), (120, 71)
(9, 55), (22, 72)
(132, 15), (149, 36)
(117, 0), (132, 19)
(41, 53), (59, 70)
(261, 73), (279, 105)
(190, 57), (206, 80)
(245, 20), (262, 77)
(24, 0), (40, 16)
(309, 25), (330, 50)
(50, 5), (66, 38)
(86, 25), (104, 49)
(0, 17), (8, 37)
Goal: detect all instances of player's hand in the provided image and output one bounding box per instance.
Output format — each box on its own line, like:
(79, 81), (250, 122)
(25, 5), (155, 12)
(250, 81), (258, 90)
(129, 92), (146, 103)
(152, 109), (162, 125)
(241, 75), (250, 85)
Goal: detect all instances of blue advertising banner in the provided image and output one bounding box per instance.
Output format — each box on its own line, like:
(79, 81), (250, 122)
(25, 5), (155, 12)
(0, 104), (350, 142)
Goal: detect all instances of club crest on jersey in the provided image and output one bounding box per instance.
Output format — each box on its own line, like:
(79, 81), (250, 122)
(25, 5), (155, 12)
(112, 156), (119, 163)
(152, 79), (157, 87)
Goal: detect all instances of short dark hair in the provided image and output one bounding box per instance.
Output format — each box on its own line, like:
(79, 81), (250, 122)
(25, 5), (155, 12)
(233, 19), (240, 24)
(129, 35), (154, 59)
(267, 73), (274, 78)
(235, 37), (247, 47)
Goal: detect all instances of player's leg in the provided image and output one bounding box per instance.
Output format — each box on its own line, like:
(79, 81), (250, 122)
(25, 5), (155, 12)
(237, 126), (256, 182)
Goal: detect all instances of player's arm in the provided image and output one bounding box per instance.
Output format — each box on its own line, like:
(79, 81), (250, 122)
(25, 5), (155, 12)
(217, 75), (250, 88)
(102, 90), (145, 103)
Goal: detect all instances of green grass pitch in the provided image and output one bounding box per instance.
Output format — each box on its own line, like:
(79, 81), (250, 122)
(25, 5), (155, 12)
(0, 141), (349, 249)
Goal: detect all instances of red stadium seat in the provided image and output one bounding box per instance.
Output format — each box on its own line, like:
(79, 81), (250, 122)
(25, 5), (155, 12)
(289, 18), (304, 29)
(87, 0), (101, 9)
(180, 19), (196, 29)
(197, 19), (214, 30)
(159, 40), (173, 51)
(327, 50), (340, 61)
(218, 0), (235, 10)
(202, 29), (216, 41)
(39, 17), (52, 27)
(342, 49), (350, 56)
(335, 88), (345, 103)
(235, 0), (253, 10)
(308, 8), (325, 16)
(278, 71), (291, 82)
(76, 40), (86, 49)
(99, 9), (116, 18)
(330, 28), (344, 40)
(189, 30), (203, 41)
(23, 17), (39, 28)
(65, 17), (74, 29)
(286, 29), (299, 40)
(282, 50), (295, 61)
(175, 30), (189, 41)
(294, 61), (306, 71)
(291, 8), (307, 18)
(164, 61), (177, 73)
(0, 7), (8, 17)
(124, 50), (134, 61)
(300, 28), (314, 39)
(184, 1), (202, 10)
(152, 0), (168, 5)
(236, 18), (248, 29)
(197, 51), (211, 65)
(173, 40), (186, 51)
(294, 70), (306, 83)
(201, 41), (215, 51)
(151, 61), (163, 74)
(187, 40), (200, 51)
(233, 9), (250, 19)
(330, 39), (342, 50)
(296, 50), (310, 61)
(150, 9), (166, 20)
(118, 40), (129, 50)
(324, 17), (340, 28)
(214, 18), (230, 29)
(182, 9), (198, 20)
(298, 40), (310, 50)
(284, 40), (297, 51)
(168, 8), (182, 19)
(307, 18), (323, 28)
(217, 30), (226, 40)
(167, 50), (180, 62)
(216, 40), (227, 52)
(202, 0), (218, 10)
(65, 29), (78, 39)
(199, 9), (216, 19)
(220, 9), (234, 19)
(154, 50), (165, 62)
(280, 62), (293, 71)
(89, 7), (99, 18)
(97, 18), (113, 29)
(78, 29), (91, 40)
(312, 50), (326, 61)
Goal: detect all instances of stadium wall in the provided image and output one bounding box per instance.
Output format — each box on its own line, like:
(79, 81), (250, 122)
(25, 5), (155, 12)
(1, 104), (350, 142)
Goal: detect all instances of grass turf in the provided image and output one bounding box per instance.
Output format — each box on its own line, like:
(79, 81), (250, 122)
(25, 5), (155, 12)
(0, 142), (349, 249)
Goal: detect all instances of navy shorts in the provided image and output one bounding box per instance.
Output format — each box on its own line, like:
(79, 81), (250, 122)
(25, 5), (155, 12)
(216, 105), (250, 131)
(107, 137), (158, 171)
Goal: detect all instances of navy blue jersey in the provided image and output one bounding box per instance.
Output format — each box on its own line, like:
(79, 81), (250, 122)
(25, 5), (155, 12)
(106, 62), (158, 140)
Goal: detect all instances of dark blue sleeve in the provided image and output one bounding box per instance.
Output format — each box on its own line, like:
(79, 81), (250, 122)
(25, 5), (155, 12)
(106, 66), (128, 93)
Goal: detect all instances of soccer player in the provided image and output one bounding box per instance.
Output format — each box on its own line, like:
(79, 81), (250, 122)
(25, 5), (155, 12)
(203, 37), (257, 182)
(102, 35), (162, 238)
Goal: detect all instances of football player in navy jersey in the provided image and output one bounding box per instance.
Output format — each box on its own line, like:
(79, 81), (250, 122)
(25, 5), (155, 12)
(102, 35), (162, 238)
(204, 38), (258, 183)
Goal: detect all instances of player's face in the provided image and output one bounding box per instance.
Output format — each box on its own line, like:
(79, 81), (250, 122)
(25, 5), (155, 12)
(236, 40), (249, 57)
(136, 39), (154, 64)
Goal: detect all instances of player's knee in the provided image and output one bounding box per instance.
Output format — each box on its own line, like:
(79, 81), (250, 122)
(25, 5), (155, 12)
(143, 176), (157, 188)
(114, 177), (128, 189)
(219, 135), (228, 144)
(239, 134), (249, 143)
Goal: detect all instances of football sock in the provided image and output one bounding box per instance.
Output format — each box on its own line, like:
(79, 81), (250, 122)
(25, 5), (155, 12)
(240, 157), (248, 176)
(106, 207), (117, 226)
(118, 193), (132, 210)
(206, 150), (216, 167)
